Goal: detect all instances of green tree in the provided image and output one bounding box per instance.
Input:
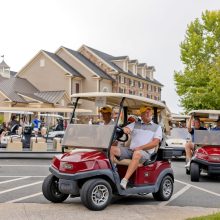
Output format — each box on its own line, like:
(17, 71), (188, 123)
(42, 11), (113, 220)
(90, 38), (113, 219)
(174, 10), (220, 111)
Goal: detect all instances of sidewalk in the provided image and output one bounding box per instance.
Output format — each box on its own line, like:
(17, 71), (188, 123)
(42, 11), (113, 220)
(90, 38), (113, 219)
(0, 203), (219, 220)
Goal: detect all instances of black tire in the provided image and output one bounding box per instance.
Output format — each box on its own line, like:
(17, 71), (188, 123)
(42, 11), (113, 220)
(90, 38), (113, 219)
(190, 163), (200, 182)
(80, 178), (112, 211)
(153, 175), (173, 201)
(186, 168), (190, 175)
(42, 174), (69, 203)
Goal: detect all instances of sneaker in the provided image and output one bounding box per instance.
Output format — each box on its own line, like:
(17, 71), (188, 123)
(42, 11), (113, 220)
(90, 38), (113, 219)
(120, 178), (128, 190)
(184, 161), (190, 168)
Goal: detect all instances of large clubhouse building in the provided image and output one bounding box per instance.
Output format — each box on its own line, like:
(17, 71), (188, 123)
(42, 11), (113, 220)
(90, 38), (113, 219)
(0, 45), (163, 117)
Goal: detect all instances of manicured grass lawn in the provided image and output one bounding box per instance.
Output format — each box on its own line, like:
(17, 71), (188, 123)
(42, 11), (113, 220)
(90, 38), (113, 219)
(187, 212), (220, 220)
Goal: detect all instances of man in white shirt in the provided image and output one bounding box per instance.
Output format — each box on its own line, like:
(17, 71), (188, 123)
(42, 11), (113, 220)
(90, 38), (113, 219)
(110, 106), (162, 189)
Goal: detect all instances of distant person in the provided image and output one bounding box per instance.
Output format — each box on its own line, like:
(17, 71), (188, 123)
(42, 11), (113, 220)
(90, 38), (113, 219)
(99, 106), (114, 125)
(185, 116), (206, 168)
(0, 122), (9, 136)
(54, 119), (64, 131)
(212, 118), (220, 131)
(8, 115), (19, 134)
(32, 115), (41, 136)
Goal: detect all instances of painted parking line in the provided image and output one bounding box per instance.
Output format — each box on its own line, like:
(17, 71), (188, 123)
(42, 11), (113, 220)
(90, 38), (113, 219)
(0, 181), (43, 195)
(5, 192), (43, 203)
(175, 179), (220, 197)
(0, 176), (30, 184)
(159, 184), (191, 206)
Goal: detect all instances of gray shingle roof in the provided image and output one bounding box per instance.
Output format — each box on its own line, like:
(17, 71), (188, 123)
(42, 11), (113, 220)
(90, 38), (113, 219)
(43, 50), (84, 78)
(34, 91), (66, 104)
(0, 77), (39, 102)
(63, 47), (114, 81)
(85, 45), (163, 86)
(85, 46), (123, 72)
(0, 77), (69, 103)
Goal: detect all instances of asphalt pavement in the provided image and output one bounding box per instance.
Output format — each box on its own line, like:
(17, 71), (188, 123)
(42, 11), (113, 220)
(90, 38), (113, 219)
(0, 203), (219, 220)
(0, 158), (220, 220)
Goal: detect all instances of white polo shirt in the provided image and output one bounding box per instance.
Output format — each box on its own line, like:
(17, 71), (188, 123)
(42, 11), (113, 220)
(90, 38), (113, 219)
(126, 121), (162, 154)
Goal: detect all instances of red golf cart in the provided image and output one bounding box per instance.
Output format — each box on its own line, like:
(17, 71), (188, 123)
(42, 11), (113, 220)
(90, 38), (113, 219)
(186, 110), (220, 182)
(42, 93), (174, 210)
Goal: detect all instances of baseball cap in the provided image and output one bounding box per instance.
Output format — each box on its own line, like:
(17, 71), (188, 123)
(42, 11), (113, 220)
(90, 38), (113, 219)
(99, 106), (112, 114)
(139, 106), (153, 114)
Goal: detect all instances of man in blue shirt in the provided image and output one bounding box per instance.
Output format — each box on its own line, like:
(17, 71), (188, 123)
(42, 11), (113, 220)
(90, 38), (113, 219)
(185, 116), (206, 167)
(32, 115), (41, 137)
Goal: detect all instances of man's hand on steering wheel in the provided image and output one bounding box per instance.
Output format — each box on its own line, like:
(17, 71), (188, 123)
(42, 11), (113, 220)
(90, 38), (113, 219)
(115, 126), (129, 142)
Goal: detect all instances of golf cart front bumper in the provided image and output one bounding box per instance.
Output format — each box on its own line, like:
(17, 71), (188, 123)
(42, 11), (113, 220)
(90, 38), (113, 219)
(49, 166), (116, 194)
(170, 146), (185, 157)
(193, 158), (220, 175)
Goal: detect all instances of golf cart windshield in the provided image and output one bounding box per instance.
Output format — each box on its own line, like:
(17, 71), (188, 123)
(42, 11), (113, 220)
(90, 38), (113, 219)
(167, 128), (190, 140)
(194, 130), (220, 146)
(62, 124), (115, 149)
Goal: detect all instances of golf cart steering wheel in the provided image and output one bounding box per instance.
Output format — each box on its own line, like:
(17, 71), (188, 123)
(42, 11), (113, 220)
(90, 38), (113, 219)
(115, 126), (128, 142)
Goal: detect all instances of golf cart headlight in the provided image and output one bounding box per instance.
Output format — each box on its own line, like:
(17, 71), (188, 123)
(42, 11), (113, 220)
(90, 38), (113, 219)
(62, 162), (74, 170)
(195, 150), (208, 160)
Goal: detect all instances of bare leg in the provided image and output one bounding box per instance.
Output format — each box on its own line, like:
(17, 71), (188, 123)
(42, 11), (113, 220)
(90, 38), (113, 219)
(110, 145), (121, 162)
(124, 151), (142, 180)
(185, 141), (194, 161)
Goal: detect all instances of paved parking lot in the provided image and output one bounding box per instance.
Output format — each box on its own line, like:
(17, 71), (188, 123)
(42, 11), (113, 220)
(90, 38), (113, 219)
(0, 158), (220, 208)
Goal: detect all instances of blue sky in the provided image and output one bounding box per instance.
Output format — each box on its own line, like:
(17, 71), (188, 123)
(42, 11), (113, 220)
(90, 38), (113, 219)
(1, 0), (220, 113)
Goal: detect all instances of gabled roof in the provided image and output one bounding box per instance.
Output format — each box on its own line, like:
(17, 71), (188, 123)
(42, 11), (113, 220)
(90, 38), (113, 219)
(138, 63), (147, 67)
(0, 77), (70, 104)
(111, 56), (129, 61)
(43, 50), (84, 78)
(82, 45), (123, 72)
(129, 60), (138, 64)
(0, 77), (39, 102)
(62, 47), (114, 81)
(83, 45), (162, 86)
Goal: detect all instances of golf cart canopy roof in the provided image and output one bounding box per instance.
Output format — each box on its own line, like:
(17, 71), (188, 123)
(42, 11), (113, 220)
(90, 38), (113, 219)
(0, 107), (91, 113)
(71, 92), (166, 110)
(188, 110), (220, 121)
(171, 114), (190, 121)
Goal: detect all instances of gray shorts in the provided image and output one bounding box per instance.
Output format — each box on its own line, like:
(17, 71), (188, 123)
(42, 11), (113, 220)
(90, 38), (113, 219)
(118, 147), (150, 164)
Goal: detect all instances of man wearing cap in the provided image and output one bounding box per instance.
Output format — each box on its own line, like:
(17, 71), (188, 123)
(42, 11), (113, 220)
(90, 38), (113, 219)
(185, 116), (206, 168)
(212, 118), (220, 131)
(110, 106), (162, 189)
(99, 106), (115, 125)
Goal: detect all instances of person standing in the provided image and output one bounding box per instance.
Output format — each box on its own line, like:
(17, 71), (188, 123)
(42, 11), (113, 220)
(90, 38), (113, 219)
(185, 116), (206, 167)
(32, 114), (41, 137)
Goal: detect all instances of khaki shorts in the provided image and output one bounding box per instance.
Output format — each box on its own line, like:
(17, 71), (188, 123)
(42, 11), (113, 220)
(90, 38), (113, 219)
(118, 147), (150, 164)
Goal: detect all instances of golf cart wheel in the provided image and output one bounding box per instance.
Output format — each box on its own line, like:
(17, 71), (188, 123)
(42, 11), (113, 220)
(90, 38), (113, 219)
(42, 174), (69, 203)
(80, 178), (112, 211)
(153, 175), (173, 201)
(190, 163), (200, 182)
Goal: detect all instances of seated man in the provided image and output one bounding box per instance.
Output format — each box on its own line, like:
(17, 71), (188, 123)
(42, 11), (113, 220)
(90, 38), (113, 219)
(99, 106), (115, 125)
(110, 106), (162, 189)
(185, 116), (206, 167)
(212, 118), (220, 131)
